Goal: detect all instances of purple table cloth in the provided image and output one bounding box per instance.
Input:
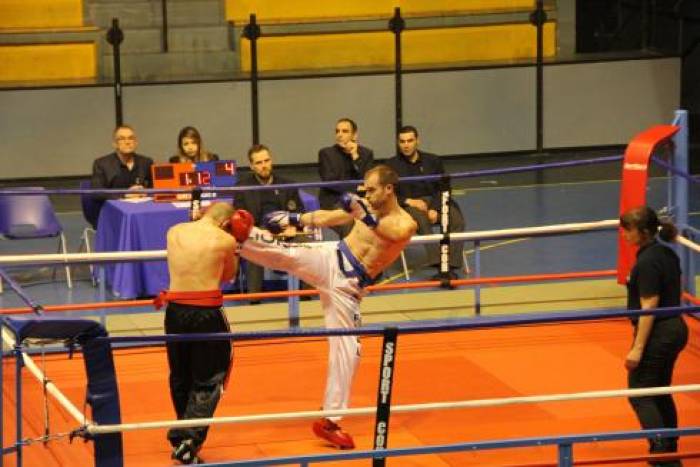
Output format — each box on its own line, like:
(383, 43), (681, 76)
(95, 200), (188, 299)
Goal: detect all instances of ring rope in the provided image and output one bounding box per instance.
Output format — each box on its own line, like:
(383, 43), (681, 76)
(87, 305), (698, 346)
(0, 155), (624, 198)
(652, 156), (700, 185)
(40, 344), (50, 444)
(677, 235), (700, 254)
(0, 269), (617, 315)
(1, 327), (89, 426)
(84, 384), (700, 435)
(0, 219), (700, 282)
(0, 219), (620, 267)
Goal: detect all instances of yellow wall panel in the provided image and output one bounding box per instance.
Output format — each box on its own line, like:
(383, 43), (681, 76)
(0, 0), (83, 29)
(241, 22), (555, 72)
(241, 32), (394, 72)
(0, 43), (96, 82)
(228, 0), (536, 23)
(403, 22), (556, 65)
(229, 0), (390, 23)
(401, 0), (535, 16)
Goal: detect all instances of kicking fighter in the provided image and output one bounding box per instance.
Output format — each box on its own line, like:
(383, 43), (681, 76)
(240, 164), (417, 449)
(156, 202), (253, 464)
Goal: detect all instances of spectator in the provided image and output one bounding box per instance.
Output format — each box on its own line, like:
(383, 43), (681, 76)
(386, 125), (465, 279)
(169, 126), (219, 163)
(318, 118), (374, 238)
(233, 144), (306, 301)
(91, 125), (154, 220)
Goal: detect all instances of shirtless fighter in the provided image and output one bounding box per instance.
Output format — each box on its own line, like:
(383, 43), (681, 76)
(156, 202), (253, 464)
(240, 164), (417, 449)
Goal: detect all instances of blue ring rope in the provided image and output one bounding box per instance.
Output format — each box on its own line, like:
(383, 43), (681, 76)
(0, 155), (623, 196)
(652, 156), (700, 185)
(93, 305), (698, 345)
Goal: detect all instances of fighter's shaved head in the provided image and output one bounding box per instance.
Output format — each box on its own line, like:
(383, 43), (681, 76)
(204, 202), (235, 222)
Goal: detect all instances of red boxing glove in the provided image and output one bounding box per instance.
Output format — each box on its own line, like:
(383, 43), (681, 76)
(228, 209), (254, 243)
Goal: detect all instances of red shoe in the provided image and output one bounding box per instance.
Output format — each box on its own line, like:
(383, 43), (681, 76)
(312, 418), (355, 449)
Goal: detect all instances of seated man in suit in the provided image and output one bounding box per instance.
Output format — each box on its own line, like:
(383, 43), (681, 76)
(233, 144), (306, 302)
(386, 125), (466, 279)
(91, 125), (154, 223)
(318, 118), (374, 239)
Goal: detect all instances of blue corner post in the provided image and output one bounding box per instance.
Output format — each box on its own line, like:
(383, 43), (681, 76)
(671, 110), (695, 297)
(2, 317), (124, 467)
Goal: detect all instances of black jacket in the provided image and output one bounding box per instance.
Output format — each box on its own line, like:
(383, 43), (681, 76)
(318, 144), (374, 209)
(385, 151), (444, 211)
(233, 172), (304, 223)
(91, 152), (154, 202)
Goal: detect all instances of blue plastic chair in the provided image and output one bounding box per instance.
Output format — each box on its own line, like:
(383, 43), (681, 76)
(0, 187), (72, 288)
(298, 189), (320, 212)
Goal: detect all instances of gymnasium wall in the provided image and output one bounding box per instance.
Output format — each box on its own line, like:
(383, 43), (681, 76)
(0, 56), (680, 180)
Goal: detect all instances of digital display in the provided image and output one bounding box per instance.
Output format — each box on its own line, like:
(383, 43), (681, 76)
(215, 161), (236, 176)
(153, 165), (175, 180)
(178, 171), (212, 187)
(151, 161), (236, 202)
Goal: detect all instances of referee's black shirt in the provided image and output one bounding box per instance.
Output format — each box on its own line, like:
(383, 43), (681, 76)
(626, 239), (681, 323)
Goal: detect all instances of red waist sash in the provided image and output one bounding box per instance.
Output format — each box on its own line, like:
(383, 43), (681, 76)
(154, 290), (223, 310)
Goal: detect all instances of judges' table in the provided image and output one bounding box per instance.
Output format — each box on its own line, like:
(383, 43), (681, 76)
(95, 199), (189, 299)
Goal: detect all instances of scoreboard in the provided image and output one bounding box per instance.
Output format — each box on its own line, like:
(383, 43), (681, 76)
(151, 160), (238, 201)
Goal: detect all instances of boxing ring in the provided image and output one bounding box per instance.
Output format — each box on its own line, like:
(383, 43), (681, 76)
(0, 110), (699, 466)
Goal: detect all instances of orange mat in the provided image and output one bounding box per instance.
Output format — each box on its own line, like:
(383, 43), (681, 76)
(3, 318), (700, 466)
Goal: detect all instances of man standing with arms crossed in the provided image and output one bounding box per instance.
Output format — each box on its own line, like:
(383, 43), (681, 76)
(240, 165), (417, 449)
(157, 202), (253, 464)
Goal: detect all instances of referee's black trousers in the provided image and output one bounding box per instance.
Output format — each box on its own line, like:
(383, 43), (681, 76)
(628, 317), (688, 459)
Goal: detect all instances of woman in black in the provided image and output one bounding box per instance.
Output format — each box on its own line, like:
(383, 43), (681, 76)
(169, 126), (219, 163)
(621, 206), (688, 466)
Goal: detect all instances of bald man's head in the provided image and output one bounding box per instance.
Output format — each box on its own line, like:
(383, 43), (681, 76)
(204, 202), (235, 223)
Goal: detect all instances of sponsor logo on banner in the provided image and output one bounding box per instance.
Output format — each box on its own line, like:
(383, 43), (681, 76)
(379, 342), (394, 404)
(623, 162), (648, 171)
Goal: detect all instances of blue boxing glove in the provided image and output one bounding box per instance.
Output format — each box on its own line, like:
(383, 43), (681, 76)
(340, 193), (378, 228)
(262, 211), (303, 235)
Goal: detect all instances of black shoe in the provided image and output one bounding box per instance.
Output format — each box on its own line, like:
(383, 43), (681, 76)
(430, 270), (458, 281)
(249, 300), (261, 305)
(172, 439), (202, 465)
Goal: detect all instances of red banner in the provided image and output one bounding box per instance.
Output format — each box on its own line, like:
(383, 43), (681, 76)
(617, 125), (679, 284)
